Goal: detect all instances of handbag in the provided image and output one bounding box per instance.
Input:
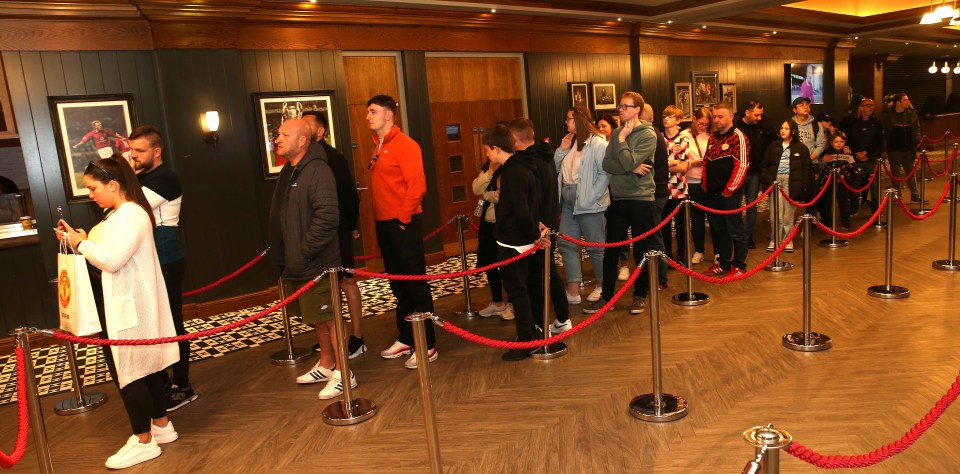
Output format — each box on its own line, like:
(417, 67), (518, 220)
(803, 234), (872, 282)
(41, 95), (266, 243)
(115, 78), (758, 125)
(58, 235), (102, 336)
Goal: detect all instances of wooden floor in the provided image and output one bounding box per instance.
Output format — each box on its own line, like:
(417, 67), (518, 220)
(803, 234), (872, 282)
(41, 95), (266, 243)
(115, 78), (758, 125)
(3, 180), (960, 473)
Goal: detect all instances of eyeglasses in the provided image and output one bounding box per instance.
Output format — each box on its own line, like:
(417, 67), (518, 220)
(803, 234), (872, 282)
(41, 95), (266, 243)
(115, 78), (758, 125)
(86, 160), (116, 182)
(367, 153), (380, 171)
(617, 104), (640, 110)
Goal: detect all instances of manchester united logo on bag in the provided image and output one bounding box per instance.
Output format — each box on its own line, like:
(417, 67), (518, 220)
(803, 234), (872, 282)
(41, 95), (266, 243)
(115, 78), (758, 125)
(59, 270), (71, 308)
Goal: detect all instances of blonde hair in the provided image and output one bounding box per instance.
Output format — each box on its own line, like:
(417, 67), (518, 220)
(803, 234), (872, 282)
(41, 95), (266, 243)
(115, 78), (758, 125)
(663, 105), (684, 119)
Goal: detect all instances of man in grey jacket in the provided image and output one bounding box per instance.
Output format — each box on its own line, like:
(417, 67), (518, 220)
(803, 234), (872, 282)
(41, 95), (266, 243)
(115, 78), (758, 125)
(267, 118), (351, 400)
(883, 93), (923, 202)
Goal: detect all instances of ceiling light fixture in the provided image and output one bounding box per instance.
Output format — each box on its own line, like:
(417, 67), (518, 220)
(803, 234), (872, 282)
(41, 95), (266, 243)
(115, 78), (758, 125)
(942, 61), (951, 73)
(667, 20), (673, 24)
(617, 17), (622, 21)
(490, 8), (496, 12)
(954, 61), (960, 74)
(854, 36), (859, 39)
(701, 25), (707, 28)
(930, 61), (939, 73)
(772, 31), (777, 35)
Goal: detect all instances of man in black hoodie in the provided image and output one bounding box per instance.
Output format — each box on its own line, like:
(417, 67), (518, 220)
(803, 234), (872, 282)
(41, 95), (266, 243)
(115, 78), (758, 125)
(508, 118), (570, 333)
(734, 100), (774, 249)
(485, 125), (545, 361)
(843, 98), (883, 214)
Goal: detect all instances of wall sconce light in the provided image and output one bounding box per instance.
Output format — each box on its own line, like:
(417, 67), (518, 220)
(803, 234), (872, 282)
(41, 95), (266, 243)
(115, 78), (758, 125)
(203, 110), (219, 146)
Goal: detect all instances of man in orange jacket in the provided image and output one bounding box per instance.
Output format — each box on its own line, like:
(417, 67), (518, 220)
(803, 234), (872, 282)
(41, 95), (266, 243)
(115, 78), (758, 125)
(366, 95), (438, 369)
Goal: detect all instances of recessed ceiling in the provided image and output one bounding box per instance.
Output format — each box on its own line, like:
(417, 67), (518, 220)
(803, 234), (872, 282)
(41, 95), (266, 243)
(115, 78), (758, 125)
(784, 0), (934, 17)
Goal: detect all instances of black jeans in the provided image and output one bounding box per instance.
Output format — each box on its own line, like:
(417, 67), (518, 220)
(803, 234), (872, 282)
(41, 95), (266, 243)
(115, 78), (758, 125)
(476, 220), (503, 303)
(660, 198), (687, 264)
(703, 192), (748, 271)
(497, 245), (537, 341)
(527, 235), (569, 324)
(601, 200), (660, 300)
(686, 184), (707, 254)
(160, 258), (189, 387)
(375, 214), (436, 349)
(817, 181), (852, 228)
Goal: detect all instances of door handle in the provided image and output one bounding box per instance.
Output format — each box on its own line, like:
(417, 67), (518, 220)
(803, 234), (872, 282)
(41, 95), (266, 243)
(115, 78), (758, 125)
(351, 142), (358, 149)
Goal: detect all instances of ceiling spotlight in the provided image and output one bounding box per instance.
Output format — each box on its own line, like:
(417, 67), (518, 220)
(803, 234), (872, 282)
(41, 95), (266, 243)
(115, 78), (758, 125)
(854, 36), (859, 39)
(667, 20), (673, 24)
(490, 8), (496, 12)
(930, 61), (939, 73)
(772, 31), (777, 35)
(943, 62), (951, 73)
(905, 42), (910, 45)
(954, 61), (960, 74)
(935, 4), (957, 18)
(921, 11), (942, 24)
(617, 17), (622, 21)
(701, 25), (707, 28)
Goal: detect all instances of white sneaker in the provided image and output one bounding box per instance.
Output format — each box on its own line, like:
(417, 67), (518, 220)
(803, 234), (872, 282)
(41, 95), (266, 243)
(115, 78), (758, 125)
(151, 421), (178, 444)
(691, 252), (704, 264)
(478, 301), (507, 318)
(550, 319), (572, 334)
(105, 435), (161, 469)
(318, 370), (358, 400)
(566, 292), (581, 305)
(500, 304), (515, 321)
(380, 340), (412, 359)
(767, 241), (775, 252)
(714, 254), (720, 265)
(617, 265), (630, 281)
(585, 287), (603, 302)
(404, 348), (439, 369)
(786, 241), (795, 252)
(296, 361), (335, 384)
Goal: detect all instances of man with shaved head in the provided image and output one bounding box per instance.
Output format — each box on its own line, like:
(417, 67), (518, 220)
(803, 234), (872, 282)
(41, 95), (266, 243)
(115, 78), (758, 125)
(268, 118), (352, 400)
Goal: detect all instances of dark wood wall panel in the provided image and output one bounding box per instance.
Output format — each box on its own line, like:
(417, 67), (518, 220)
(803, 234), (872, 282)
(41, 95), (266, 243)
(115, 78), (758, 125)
(884, 58), (950, 115)
(525, 53), (632, 145)
(1, 50), (165, 330)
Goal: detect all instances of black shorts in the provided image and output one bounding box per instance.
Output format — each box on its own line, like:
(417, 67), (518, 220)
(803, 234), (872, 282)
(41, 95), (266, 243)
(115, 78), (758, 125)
(339, 229), (355, 278)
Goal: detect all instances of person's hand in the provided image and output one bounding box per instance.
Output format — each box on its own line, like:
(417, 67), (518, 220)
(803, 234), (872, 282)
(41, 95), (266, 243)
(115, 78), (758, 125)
(632, 162), (653, 175)
(538, 222), (550, 247)
(843, 146), (852, 155)
(55, 219), (86, 251)
(618, 119), (637, 142)
(352, 230), (360, 239)
(488, 160), (501, 175)
(690, 158), (703, 168)
(822, 155), (833, 163)
(560, 133), (574, 149)
(810, 154), (819, 162)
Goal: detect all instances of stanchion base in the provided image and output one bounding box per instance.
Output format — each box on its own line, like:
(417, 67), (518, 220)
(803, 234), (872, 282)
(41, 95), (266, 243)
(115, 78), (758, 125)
(453, 306), (480, 318)
(910, 208), (931, 215)
(629, 394), (688, 422)
(270, 347), (312, 366)
(818, 239), (849, 248)
(580, 279), (596, 287)
(932, 259), (960, 271)
(763, 261), (794, 272)
(671, 292), (709, 306)
(782, 332), (832, 352)
(54, 391), (108, 415)
(867, 285), (910, 299)
(872, 222), (887, 228)
(529, 342), (568, 360)
(322, 398), (377, 426)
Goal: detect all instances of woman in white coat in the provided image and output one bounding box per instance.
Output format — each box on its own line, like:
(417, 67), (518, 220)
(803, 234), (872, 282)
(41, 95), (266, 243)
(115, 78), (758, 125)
(56, 156), (180, 470)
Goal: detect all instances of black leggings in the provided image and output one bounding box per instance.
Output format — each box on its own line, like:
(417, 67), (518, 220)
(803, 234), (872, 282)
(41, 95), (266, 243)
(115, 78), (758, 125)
(160, 258), (190, 387)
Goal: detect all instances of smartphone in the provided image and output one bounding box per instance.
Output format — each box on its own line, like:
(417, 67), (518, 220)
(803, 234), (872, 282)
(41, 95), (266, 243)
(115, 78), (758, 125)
(57, 206), (64, 221)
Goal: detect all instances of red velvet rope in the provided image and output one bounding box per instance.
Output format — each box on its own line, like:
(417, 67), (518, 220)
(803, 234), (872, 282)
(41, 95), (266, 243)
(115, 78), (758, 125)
(353, 241), (542, 281)
(0, 348), (29, 469)
(50, 276), (322, 346)
(355, 218), (456, 261)
(839, 164), (879, 193)
(921, 132), (950, 145)
(778, 174), (832, 208)
(786, 371), (960, 469)
(440, 259), (646, 349)
(559, 204), (681, 248)
(895, 180), (952, 220)
(883, 155), (924, 182)
(924, 153), (953, 177)
(692, 185), (774, 215)
(813, 196), (890, 237)
(468, 219), (480, 232)
(182, 248), (269, 297)
(665, 223), (801, 283)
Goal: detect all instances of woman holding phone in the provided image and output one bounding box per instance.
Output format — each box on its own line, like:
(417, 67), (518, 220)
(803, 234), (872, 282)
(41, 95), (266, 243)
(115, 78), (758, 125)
(55, 155), (180, 470)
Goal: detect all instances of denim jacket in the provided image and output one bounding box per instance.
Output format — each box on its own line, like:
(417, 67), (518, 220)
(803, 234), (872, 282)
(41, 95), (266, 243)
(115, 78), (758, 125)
(554, 134), (611, 215)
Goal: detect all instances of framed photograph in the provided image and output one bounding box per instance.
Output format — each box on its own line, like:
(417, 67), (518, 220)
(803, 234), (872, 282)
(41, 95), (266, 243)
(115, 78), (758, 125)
(254, 90), (337, 178)
(48, 94), (136, 200)
(568, 82), (589, 109)
(591, 82), (617, 111)
(673, 82), (693, 121)
(785, 63), (824, 105)
(720, 83), (737, 111)
(691, 71), (719, 108)
(0, 56), (16, 139)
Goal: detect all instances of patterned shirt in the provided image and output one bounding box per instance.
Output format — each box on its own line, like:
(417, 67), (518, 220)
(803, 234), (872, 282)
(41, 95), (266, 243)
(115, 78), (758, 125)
(664, 131), (690, 199)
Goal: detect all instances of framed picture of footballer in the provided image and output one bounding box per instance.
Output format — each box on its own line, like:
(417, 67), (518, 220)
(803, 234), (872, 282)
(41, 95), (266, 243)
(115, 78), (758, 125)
(673, 82), (693, 121)
(48, 94), (136, 200)
(691, 71), (719, 108)
(721, 83), (737, 111)
(253, 90), (337, 179)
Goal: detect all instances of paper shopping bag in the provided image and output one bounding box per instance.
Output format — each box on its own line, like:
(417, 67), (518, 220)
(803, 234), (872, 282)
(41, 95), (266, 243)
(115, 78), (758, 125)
(58, 237), (101, 336)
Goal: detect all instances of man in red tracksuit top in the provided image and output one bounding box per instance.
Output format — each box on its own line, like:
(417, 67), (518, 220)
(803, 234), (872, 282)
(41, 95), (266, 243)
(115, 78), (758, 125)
(702, 102), (750, 276)
(73, 120), (125, 159)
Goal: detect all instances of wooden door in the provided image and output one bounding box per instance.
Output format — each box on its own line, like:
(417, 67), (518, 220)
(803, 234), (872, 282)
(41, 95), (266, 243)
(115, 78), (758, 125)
(344, 55), (401, 269)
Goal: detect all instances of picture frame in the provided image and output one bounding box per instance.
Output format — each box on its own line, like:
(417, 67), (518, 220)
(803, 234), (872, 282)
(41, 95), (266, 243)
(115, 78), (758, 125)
(691, 71), (720, 108)
(48, 94), (136, 200)
(673, 82), (693, 121)
(253, 90), (337, 179)
(568, 82), (589, 109)
(591, 82), (617, 111)
(785, 63), (824, 105)
(720, 83), (737, 111)
(0, 56), (16, 139)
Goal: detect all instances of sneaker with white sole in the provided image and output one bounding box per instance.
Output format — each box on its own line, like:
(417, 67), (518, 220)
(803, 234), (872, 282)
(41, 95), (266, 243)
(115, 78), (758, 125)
(348, 336), (367, 359)
(786, 241), (794, 252)
(105, 435), (161, 470)
(318, 370), (358, 400)
(582, 297), (607, 314)
(404, 348), (439, 369)
(767, 241), (775, 252)
(166, 384), (198, 412)
(380, 340), (412, 359)
(500, 304), (515, 321)
(151, 421), (178, 444)
(566, 292), (581, 305)
(550, 319), (572, 334)
(585, 287), (603, 302)
(617, 265), (631, 281)
(691, 252), (704, 264)
(478, 301), (507, 317)
(296, 361), (335, 384)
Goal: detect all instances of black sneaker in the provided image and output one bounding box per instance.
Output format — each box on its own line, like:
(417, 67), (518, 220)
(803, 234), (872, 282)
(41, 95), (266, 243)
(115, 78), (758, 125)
(747, 237), (756, 249)
(348, 336), (367, 359)
(166, 384), (198, 412)
(502, 348), (530, 361)
(311, 343), (321, 353)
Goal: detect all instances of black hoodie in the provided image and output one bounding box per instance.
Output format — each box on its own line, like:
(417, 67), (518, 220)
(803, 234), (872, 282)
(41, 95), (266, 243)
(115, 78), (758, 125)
(493, 155), (541, 246)
(514, 140), (560, 229)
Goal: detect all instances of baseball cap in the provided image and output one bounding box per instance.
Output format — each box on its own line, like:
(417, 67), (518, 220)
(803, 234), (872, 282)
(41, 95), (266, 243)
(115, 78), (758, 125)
(792, 96), (811, 108)
(815, 113), (833, 123)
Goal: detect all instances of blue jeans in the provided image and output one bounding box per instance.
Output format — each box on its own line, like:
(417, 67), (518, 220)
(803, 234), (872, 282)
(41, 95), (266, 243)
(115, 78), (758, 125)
(559, 184), (605, 284)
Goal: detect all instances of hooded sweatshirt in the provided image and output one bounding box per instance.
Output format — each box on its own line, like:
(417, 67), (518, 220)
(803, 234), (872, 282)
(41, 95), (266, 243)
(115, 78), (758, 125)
(602, 122), (658, 201)
(792, 114), (825, 163)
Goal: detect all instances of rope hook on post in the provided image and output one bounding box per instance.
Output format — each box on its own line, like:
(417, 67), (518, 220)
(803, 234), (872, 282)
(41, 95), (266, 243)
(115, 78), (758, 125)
(818, 167), (849, 248)
(13, 328), (55, 474)
(911, 151), (931, 215)
(270, 276), (312, 365)
(405, 312), (443, 474)
(782, 215), (832, 352)
(530, 235), (568, 360)
(764, 181), (793, 273)
(868, 188), (910, 299)
(322, 268), (377, 426)
(53, 339), (108, 415)
(452, 215), (480, 318)
(933, 143), (960, 271)
(742, 424), (792, 474)
(630, 251), (688, 422)
(672, 199), (709, 305)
